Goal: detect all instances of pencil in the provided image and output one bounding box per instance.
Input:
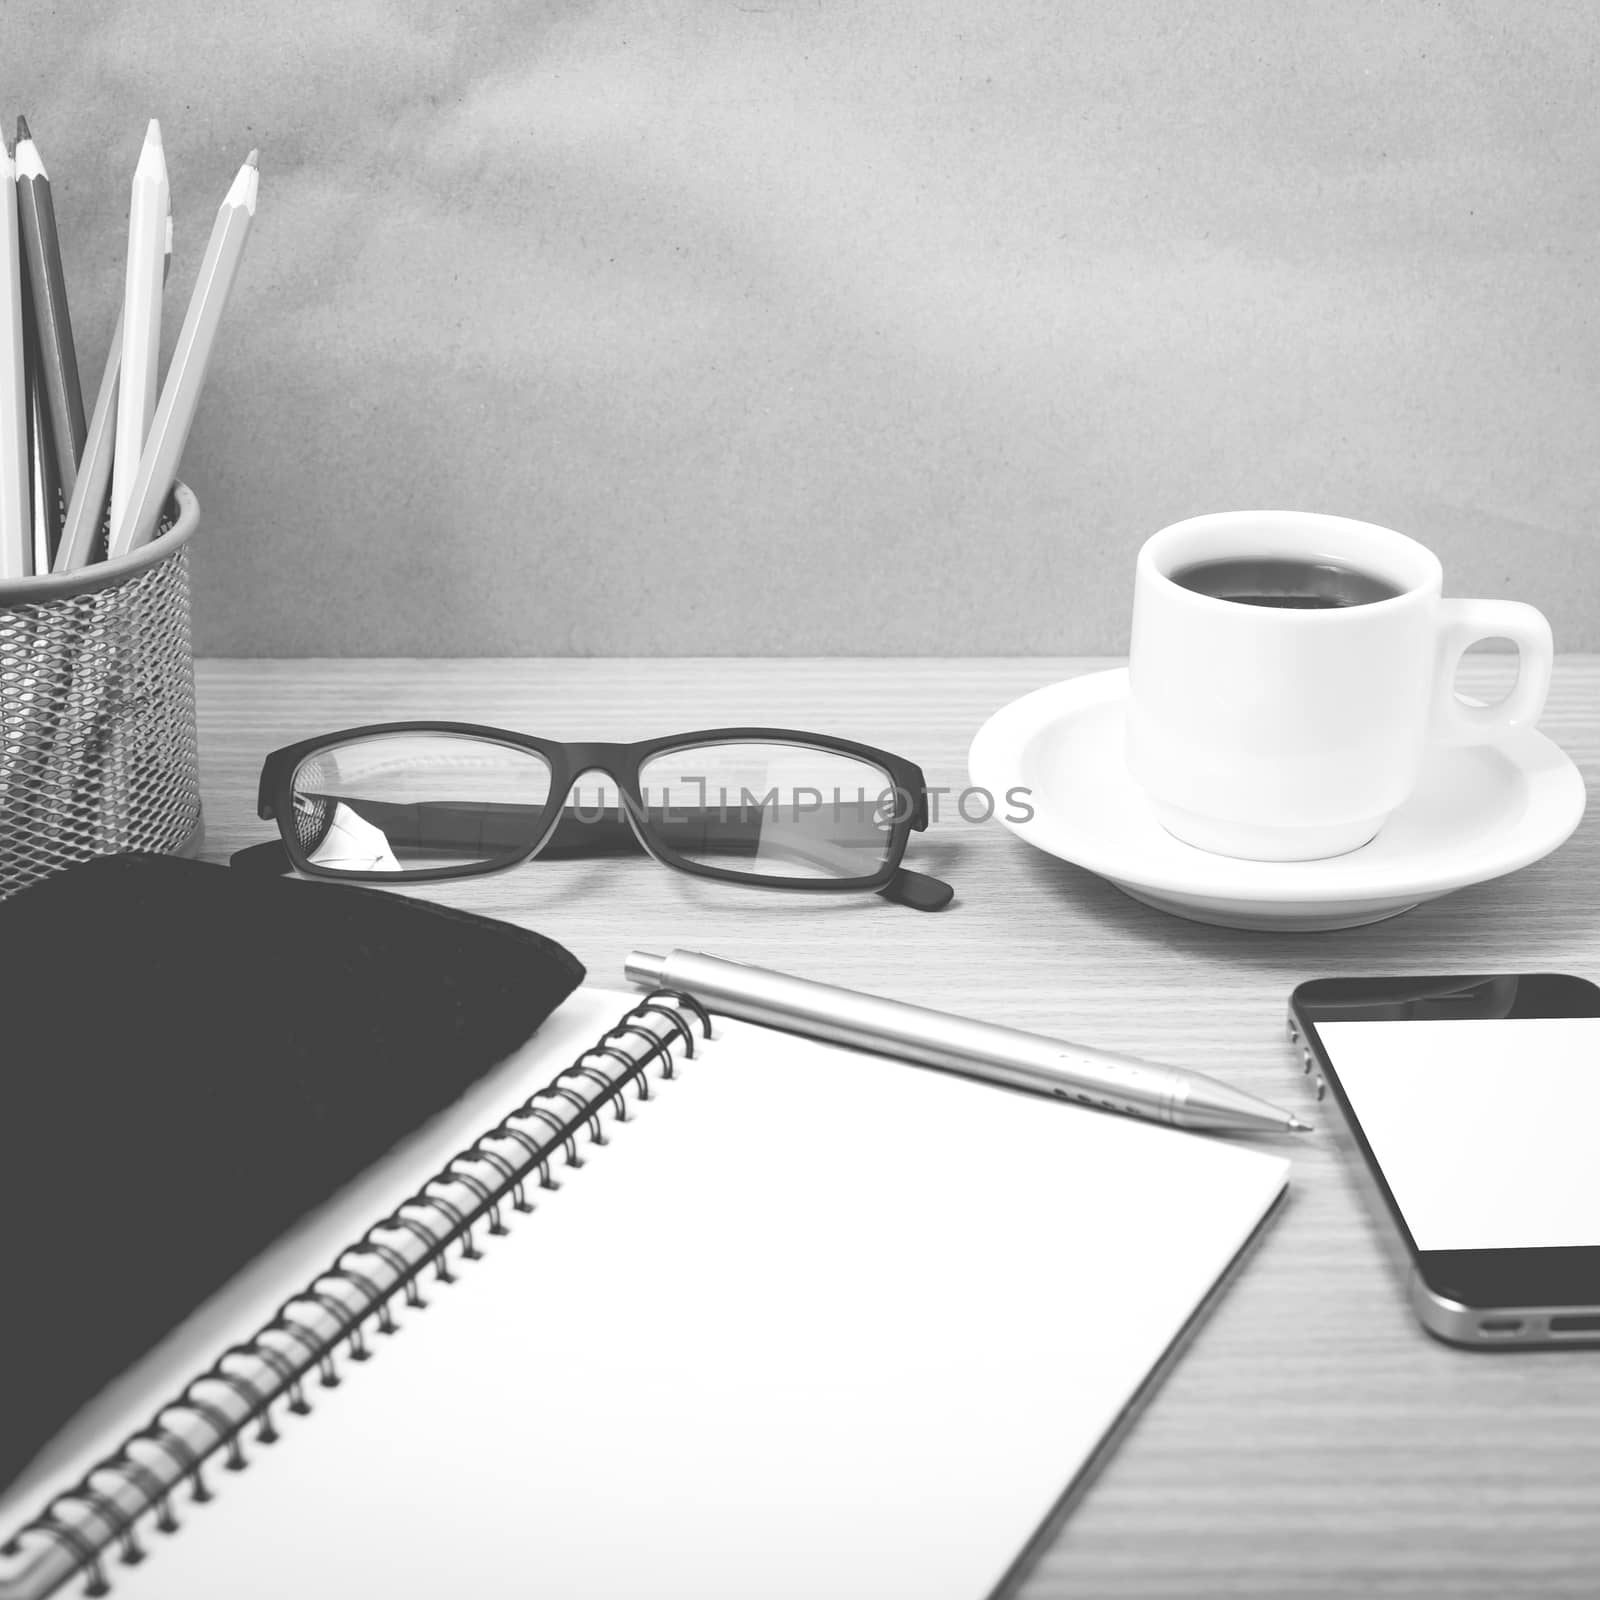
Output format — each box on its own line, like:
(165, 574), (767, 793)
(15, 117), (86, 511)
(24, 302), (61, 568)
(110, 151), (257, 558)
(0, 136), (30, 578)
(109, 119), (168, 552)
(56, 215), (171, 572)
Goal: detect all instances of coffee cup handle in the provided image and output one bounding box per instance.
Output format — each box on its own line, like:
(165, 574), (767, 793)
(1430, 599), (1553, 745)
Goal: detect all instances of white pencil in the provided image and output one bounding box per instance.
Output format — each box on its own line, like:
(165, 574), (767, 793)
(56, 215), (172, 572)
(109, 151), (257, 559)
(108, 119), (168, 552)
(0, 138), (30, 578)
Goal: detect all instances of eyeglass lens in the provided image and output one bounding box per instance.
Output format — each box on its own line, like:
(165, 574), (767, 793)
(634, 742), (897, 881)
(290, 733), (554, 872)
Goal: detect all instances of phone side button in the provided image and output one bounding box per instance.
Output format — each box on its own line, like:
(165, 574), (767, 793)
(1478, 1317), (1525, 1337)
(1549, 1312), (1600, 1335)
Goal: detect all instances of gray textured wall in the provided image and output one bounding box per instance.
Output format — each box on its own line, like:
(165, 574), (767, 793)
(10, 2), (1599, 654)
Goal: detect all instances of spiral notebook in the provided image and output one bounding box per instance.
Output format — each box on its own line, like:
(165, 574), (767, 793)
(0, 986), (1289, 1600)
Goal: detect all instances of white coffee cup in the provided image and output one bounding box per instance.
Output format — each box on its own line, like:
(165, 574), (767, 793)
(1126, 511), (1554, 861)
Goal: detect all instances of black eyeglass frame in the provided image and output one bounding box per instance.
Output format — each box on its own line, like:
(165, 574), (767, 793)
(248, 722), (953, 911)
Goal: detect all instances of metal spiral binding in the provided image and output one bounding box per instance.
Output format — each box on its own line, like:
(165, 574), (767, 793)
(0, 991), (712, 1600)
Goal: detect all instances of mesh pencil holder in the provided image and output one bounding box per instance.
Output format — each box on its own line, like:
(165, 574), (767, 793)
(0, 483), (203, 899)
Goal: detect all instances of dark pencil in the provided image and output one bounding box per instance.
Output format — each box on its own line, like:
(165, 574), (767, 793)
(14, 116), (86, 529)
(0, 134), (28, 576)
(21, 269), (63, 566)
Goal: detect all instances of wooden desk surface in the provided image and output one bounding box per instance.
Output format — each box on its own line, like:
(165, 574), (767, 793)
(195, 656), (1600, 1600)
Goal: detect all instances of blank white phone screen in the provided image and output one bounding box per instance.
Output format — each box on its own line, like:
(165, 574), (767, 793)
(1317, 1017), (1600, 1252)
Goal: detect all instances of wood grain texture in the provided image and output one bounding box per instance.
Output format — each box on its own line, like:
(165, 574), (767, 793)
(195, 656), (1600, 1599)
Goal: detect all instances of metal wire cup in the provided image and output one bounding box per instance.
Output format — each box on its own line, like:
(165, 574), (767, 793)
(0, 483), (203, 898)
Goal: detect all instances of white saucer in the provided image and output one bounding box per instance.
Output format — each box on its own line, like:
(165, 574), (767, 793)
(968, 669), (1587, 931)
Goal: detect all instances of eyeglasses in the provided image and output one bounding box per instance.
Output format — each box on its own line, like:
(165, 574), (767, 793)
(231, 723), (954, 911)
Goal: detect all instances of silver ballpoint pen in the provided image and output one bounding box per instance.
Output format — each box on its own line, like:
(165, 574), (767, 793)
(625, 949), (1312, 1136)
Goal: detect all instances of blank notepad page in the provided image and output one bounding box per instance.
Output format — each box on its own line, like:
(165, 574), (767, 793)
(59, 1007), (1289, 1600)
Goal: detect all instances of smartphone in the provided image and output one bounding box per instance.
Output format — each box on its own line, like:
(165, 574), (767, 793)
(1289, 973), (1600, 1348)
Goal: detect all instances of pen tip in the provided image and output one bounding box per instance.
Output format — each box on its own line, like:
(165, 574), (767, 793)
(16, 114), (31, 144)
(146, 118), (162, 146)
(1288, 1116), (1314, 1133)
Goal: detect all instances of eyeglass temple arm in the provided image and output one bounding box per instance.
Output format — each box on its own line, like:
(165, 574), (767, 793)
(880, 869), (953, 912)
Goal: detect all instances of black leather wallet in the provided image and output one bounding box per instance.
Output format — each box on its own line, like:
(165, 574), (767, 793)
(0, 853), (585, 1489)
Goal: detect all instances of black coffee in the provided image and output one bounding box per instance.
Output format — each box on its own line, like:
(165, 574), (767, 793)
(1170, 557), (1403, 610)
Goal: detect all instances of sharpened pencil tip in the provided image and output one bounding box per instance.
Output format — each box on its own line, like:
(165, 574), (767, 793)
(1288, 1116), (1314, 1133)
(12, 124), (45, 180)
(246, 149), (259, 170)
(146, 118), (162, 146)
